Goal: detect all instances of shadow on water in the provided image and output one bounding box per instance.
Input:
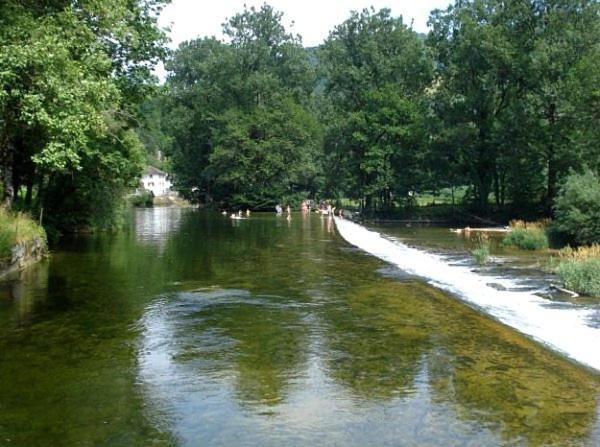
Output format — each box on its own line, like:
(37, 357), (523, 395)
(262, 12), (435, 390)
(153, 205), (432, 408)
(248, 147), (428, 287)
(0, 209), (598, 446)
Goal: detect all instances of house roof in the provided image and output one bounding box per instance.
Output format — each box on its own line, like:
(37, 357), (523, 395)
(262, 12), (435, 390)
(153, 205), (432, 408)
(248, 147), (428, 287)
(144, 166), (167, 177)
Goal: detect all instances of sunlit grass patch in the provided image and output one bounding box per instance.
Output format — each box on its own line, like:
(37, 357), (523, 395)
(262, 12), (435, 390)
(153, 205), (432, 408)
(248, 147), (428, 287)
(554, 244), (600, 297)
(0, 208), (46, 261)
(503, 220), (549, 250)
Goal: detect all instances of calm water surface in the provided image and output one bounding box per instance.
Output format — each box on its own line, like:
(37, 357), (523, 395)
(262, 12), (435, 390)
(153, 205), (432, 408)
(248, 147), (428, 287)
(0, 209), (599, 446)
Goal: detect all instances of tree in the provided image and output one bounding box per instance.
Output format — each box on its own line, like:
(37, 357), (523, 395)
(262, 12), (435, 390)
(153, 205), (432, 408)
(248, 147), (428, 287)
(427, 0), (528, 213)
(553, 171), (600, 246)
(427, 0), (599, 215)
(165, 4), (321, 208)
(320, 8), (433, 212)
(0, 0), (168, 229)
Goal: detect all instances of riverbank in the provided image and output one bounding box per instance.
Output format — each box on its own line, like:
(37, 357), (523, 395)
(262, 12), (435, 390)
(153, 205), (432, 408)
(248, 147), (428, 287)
(0, 209), (48, 277)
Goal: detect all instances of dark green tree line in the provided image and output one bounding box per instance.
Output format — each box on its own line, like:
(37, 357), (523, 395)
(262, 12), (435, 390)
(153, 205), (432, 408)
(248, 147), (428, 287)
(3, 0), (598, 227)
(427, 0), (599, 214)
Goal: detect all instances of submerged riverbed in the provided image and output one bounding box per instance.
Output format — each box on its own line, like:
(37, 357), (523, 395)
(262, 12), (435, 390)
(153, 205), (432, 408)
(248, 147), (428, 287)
(0, 209), (599, 446)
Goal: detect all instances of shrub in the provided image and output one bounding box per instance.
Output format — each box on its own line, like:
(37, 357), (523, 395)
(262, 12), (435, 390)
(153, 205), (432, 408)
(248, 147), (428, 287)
(129, 191), (154, 207)
(503, 228), (549, 250)
(553, 171), (600, 245)
(472, 233), (490, 264)
(558, 259), (600, 297)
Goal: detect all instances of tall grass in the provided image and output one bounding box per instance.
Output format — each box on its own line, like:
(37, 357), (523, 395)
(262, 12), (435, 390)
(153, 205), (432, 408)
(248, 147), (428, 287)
(0, 208), (46, 261)
(472, 233), (490, 264)
(555, 244), (600, 297)
(557, 244), (600, 261)
(503, 220), (549, 250)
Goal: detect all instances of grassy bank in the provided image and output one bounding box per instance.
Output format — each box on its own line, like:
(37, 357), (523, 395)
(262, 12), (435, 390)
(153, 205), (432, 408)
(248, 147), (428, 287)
(556, 245), (600, 297)
(0, 208), (47, 263)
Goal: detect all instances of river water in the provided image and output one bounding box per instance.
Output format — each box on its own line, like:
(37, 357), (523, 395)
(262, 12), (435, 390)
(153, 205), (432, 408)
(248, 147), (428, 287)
(0, 208), (598, 446)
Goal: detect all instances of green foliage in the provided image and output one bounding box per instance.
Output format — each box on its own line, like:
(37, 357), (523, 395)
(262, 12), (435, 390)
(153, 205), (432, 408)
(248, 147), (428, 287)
(0, 0), (168, 230)
(164, 5), (321, 208)
(319, 8), (433, 212)
(472, 233), (490, 265)
(503, 228), (549, 250)
(553, 171), (600, 246)
(137, 93), (173, 172)
(558, 259), (600, 298)
(427, 0), (600, 213)
(0, 209), (46, 261)
(130, 191), (154, 208)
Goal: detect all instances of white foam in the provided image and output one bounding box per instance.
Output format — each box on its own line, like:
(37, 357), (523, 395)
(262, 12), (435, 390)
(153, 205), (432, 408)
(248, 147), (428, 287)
(335, 218), (600, 372)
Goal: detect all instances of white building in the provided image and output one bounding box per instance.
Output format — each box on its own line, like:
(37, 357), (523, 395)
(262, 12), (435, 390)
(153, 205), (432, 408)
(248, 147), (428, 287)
(141, 166), (172, 196)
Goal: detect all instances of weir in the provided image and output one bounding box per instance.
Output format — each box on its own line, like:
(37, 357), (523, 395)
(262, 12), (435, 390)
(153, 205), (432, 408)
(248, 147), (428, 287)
(334, 218), (600, 372)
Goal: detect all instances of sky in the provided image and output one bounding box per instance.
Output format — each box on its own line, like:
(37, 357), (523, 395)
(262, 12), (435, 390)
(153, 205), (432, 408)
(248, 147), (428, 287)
(156, 0), (453, 79)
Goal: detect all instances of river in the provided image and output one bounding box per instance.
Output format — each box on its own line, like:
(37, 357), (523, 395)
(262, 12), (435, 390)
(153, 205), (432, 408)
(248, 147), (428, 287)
(0, 208), (598, 446)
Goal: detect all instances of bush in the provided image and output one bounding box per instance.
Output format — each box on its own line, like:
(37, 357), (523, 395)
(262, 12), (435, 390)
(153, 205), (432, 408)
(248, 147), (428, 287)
(129, 191), (154, 207)
(472, 233), (490, 264)
(553, 171), (600, 245)
(503, 228), (549, 250)
(558, 259), (600, 297)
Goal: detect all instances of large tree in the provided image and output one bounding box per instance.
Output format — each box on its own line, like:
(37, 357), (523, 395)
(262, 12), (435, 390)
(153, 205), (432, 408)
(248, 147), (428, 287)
(165, 4), (321, 208)
(0, 0), (168, 228)
(319, 8), (433, 212)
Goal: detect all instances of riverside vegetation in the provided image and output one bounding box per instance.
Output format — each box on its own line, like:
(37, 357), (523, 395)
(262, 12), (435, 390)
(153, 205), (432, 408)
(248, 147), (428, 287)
(472, 233), (491, 265)
(556, 245), (600, 298)
(0, 208), (46, 272)
(2, 1), (599, 226)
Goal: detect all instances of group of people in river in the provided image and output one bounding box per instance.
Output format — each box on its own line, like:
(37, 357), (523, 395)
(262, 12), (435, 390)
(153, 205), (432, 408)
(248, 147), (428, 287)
(276, 200), (344, 219)
(222, 209), (251, 220)
(222, 200), (345, 221)
(275, 203), (293, 220)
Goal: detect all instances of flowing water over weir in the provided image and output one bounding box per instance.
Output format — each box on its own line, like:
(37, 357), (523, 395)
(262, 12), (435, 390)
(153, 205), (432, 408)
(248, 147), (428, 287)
(1, 209), (599, 446)
(335, 217), (600, 372)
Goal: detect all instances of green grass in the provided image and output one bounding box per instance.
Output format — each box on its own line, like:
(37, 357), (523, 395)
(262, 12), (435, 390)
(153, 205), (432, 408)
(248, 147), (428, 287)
(415, 186), (468, 206)
(471, 233), (490, 264)
(503, 228), (549, 250)
(558, 259), (600, 297)
(0, 209), (47, 261)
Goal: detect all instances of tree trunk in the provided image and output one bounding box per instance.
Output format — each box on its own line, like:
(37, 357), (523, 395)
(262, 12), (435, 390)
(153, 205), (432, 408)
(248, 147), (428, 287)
(25, 181), (33, 207)
(545, 102), (557, 215)
(546, 151), (557, 215)
(493, 164), (500, 208)
(2, 141), (15, 208)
